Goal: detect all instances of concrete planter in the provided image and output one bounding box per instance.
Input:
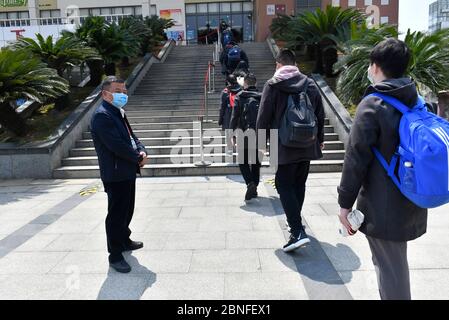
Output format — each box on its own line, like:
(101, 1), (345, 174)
(0, 40), (175, 180)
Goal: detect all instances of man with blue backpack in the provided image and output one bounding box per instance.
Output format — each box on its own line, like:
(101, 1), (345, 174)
(220, 41), (249, 77)
(337, 38), (449, 300)
(257, 49), (325, 253)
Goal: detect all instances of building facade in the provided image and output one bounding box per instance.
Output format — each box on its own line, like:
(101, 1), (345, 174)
(429, 0), (449, 33)
(0, 0), (399, 45)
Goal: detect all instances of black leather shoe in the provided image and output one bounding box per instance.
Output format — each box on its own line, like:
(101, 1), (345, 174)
(109, 259), (131, 273)
(124, 240), (144, 251)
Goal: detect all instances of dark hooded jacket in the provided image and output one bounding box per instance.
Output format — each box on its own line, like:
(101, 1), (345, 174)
(219, 84), (242, 130)
(230, 86), (262, 131)
(256, 67), (325, 165)
(338, 78), (428, 242)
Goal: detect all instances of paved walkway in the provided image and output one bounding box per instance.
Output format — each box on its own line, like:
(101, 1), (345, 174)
(0, 174), (448, 300)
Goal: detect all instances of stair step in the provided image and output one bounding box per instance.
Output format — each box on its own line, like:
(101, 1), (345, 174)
(53, 160), (344, 178)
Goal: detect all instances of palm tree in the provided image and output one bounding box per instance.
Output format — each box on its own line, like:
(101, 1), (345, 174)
(12, 33), (99, 77)
(144, 15), (174, 52)
(0, 49), (69, 136)
(275, 5), (364, 76)
(270, 14), (294, 42)
(118, 16), (152, 59)
(334, 27), (449, 106)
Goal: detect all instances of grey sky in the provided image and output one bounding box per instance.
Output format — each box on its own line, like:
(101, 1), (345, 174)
(398, 0), (434, 34)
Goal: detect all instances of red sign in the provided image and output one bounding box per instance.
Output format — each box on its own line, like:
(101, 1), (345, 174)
(275, 5), (286, 15)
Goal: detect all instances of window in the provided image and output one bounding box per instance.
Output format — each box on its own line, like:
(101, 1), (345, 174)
(198, 4), (208, 13)
(232, 2), (242, 12)
(208, 3), (219, 13)
(381, 16), (389, 24)
(348, 0), (356, 6)
(150, 5), (157, 16)
(332, 0), (340, 6)
(365, 0), (373, 5)
(186, 4), (196, 14)
(381, 0), (390, 5)
(243, 2), (253, 11)
(220, 2), (231, 13)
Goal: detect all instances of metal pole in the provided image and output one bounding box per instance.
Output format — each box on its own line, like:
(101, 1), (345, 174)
(204, 83), (209, 122)
(194, 116), (211, 167)
(212, 63), (215, 92)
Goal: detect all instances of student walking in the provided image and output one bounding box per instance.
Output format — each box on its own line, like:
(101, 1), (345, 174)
(337, 38), (429, 300)
(257, 49), (325, 253)
(220, 41), (249, 77)
(90, 76), (148, 273)
(219, 74), (242, 131)
(230, 73), (262, 201)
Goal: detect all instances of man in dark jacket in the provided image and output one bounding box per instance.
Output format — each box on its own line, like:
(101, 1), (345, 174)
(219, 74), (242, 131)
(257, 49), (325, 252)
(338, 38), (428, 300)
(220, 41), (250, 76)
(230, 73), (263, 201)
(91, 76), (148, 273)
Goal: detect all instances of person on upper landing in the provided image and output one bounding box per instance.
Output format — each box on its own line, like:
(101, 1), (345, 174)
(220, 41), (249, 76)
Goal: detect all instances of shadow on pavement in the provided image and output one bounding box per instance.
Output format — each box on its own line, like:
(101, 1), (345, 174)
(274, 236), (361, 285)
(97, 253), (157, 300)
(239, 196), (283, 217)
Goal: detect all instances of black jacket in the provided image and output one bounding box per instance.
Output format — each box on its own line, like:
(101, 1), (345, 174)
(91, 101), (147, 183)
(338, 78), (428, 242)
(220, 46), (249, 74)
(219, 85), (242, 130)
(256, 72), (325, 165)
(230, 86), (262, 130)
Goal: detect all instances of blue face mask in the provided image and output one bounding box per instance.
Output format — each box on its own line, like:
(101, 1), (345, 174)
(109, 92), (128, 109)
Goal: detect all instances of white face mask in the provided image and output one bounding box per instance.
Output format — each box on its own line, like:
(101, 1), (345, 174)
(237, 76), (245, 87)
(367, 65), (375, 85)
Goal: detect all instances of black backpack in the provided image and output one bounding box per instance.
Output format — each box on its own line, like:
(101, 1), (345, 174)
(279, 80), (318, 148)
(241, 95), (261, 130)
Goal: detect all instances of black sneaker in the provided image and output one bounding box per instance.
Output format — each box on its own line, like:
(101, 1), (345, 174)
(245, 183), (257, 201)
(283, 231), (311, 253)
(109, 259), (131, 273)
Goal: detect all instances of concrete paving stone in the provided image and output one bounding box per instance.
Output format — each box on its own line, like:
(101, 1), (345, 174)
(0, 252), (68, 274)
(42, 219), (103, 234)
(146, 190), (188, 199)
(131, 250), (192, 273)
(339, 270), (379, 300)
(172, 183), (209, 190)
(317, 203), (340, 216)
(226, 206), (277, 218)
(188, 189), (229, 198)
(318, 178), (343, 186)
(57, 209), (105, 221)
(304, 215), (341, 231)
(141, 273), (224, 300)
(301, 204), (329, 216)
(72, 200), (108, 210)
(303, 195), (338, 204)
(133, 207), (181, 219)
(49, 251), (110, 274)
(408, 244), (449, 269)
(161, 197), (206, 207)
(224, 272), (308, 300)
(42, 234), (93, 252)
(190, 249), (260, 273)
(0, 179), (32, 187)
(137, 183), (174, 191)
(251, 217), (281, 231)
(258, 249), (298, 273)
(165, 232), (226, 250)
(61, 273), (157, 300)
(0, 274), (68, 300)
(14, 233), (61, 252)
(29, 179), (97, 186)
(207, 183), (233, 190)
(0, 220), (29, 235)
(145, 218), (200, 233)
(226, 231), (285, 249)
(134, 197), (166, 208)
(179, 206), (227, 219)
(413, 228), (449, 245)
(198, 217), (253, 232)
(0, 199), (43, 210)
(0, 186), (35, 193)
(205, 197), (246, 207)
(319, 242), (373, 272)
(410, 269), (449, 300)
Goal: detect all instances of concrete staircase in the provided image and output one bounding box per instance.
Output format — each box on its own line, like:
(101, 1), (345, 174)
(54, 43), (344, 178)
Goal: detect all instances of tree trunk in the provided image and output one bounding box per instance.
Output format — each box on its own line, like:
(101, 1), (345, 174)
(438, 91), (449, 120)
(0, 102), (27, 136)
(321, 39), (338, 77)
(121, 56), (130, 67)
(104, 62), (116, 76)
(313, 44), (324, 75)
(87, 59), (104, 87)
(55, 93), (71, 111)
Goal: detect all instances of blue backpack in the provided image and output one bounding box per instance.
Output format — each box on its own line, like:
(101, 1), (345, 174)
(223, 30), (233, 46)
(369, 93), (449, 209)
(227, 46), (241, 63)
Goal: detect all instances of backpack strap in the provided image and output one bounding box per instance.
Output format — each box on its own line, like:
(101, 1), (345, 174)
(368, 93), (426, 114)
(372, 147), (401, 189)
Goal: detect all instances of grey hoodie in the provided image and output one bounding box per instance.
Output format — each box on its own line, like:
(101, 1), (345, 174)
(338, 78), (428, 242)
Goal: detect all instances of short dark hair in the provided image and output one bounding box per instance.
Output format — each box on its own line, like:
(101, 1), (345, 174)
(102, 76), (125, 90)
(276, 49), (296, 66)
(244, 73), (257, 87)
(226, 74), (238, 86)
(370, 38), (410, 79)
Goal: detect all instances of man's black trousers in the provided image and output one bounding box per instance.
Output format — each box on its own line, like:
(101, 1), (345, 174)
(275, 161), (311, 237)
(103, 179), (136, 263)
